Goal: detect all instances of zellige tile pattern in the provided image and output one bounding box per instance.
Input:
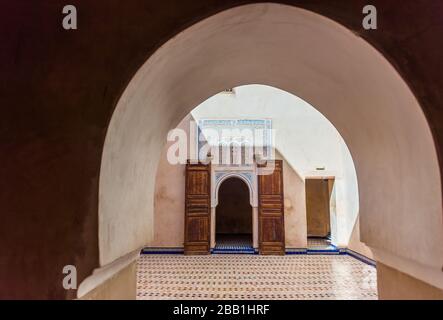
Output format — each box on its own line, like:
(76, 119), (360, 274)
(137, 254), (378, 300)
(307, 237), (336, 251)
(213, 234), (255, 253)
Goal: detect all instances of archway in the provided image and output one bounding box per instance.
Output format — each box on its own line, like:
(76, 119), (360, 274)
(91, 3), (443, 298)
(213, 171), (258, 250)
(215, 177), (253, 251)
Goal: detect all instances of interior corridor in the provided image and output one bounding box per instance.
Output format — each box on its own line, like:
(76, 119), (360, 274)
(136, 254), (377, 300)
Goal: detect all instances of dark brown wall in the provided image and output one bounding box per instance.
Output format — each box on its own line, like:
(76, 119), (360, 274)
(216, 178), (252, 235)
(1, 0), (442, 299)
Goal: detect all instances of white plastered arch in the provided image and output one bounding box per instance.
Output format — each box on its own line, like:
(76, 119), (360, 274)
(213, 172), (257, 208)
(211, 172), (258, 249)
(97, 3), (443, 291)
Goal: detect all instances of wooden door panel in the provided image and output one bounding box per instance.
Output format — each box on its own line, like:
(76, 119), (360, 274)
(186, 195), (210, 215)
(260, 218), (284, 242)
(259, 176), (282, 195)
(184, 161), (211, 255)
(258, 160), (285, 255)
(187, 217), (209, 242)
(259, 195), (283, 212)
(186, 171), (209, 195)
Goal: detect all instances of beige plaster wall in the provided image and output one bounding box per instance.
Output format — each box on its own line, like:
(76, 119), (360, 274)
(153, 159), (186, 247)
(348, 216), (374, 259)
(277, 152), (307, 249)
(377, 263), (443, 300)
(79, 261), (137, 300)
(152, 115), (191, 247)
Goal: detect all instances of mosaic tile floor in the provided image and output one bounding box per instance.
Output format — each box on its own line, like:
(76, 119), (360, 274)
(307, 237), (336, 251)
(137, 254), (378, 300)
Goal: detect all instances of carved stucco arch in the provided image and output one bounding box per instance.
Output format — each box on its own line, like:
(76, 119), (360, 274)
(213, 172), (257, 208)
(210, 171), (260, 250)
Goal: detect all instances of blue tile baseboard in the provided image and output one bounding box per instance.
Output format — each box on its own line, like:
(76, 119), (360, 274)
(285, 248), (308, 255)
(141, 247), (184, 254)
(140, 246), (376, 267)
(345, 248), (376, 267)
(307, 245), (339, 254)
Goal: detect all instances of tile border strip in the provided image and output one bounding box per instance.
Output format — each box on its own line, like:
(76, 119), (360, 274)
(345, 248), (377, 267)
(141, 247), (376, 267)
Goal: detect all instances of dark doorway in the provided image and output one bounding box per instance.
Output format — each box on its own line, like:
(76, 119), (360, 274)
(306, 178), (335, 251)
(215, 177), (252, 251)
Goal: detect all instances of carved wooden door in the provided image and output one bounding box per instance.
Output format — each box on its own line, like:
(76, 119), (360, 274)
(184, 161), (211, 255)
(257, 160), (285, 255)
